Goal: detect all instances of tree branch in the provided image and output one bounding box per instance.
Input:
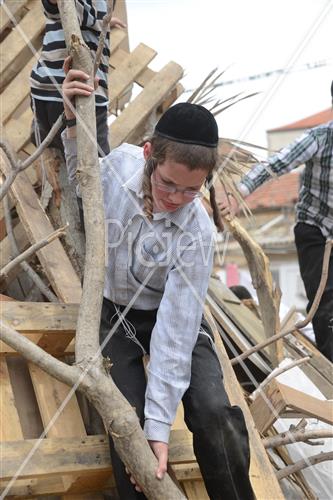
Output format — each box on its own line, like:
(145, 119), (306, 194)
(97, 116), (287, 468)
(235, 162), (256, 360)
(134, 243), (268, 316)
(231, 240), (333, 365)
(250, 356), (311, 400)
(0, 225), (67, 279)
(0, 115), (64, 202)
(93, 0), (113, 77)
(263, 429), (333, 449)
(0, 321), (77, 386)
(276, 451), (333, 480)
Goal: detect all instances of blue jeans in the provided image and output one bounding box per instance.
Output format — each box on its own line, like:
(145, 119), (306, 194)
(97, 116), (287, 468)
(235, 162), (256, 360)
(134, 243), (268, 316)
(100, 298), (254, 500)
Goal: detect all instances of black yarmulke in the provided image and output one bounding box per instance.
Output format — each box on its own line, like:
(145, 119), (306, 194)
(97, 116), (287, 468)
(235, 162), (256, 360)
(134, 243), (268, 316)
(154, 103), (219, 148)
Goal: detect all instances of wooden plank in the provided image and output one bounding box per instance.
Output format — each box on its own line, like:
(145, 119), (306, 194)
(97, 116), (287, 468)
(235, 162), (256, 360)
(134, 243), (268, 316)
(0, 0), (29, 34)
(1, 431), (196, 481)
(28, 363), (87, 493)
(3, 104), (32, 152)
(0, 357), (23, 441)
(1, 302), (78, 333)
(0, 222), (30, 290)
(183, 480), (209, 500)
(28, 364), (86, 439)
(109, 43), (156, 108)
(109, 27), (126, 55)
(250, 379), (287, 434)
(0, 0), (44, 90)
(1, 55), (35, 124)
(0, 302), (78, 355)
(110, 46), (156, 88)
(204, 306), (284, 499)
(0, 153), (82, 304)
(250, 379), (333, 433)
(110, 61), (183, 148)
(209, 279), (272, 358)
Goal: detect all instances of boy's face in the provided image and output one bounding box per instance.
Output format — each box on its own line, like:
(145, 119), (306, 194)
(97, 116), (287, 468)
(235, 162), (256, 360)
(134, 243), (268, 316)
(143, 142), (207, 213)
(152, 161), (207, 212)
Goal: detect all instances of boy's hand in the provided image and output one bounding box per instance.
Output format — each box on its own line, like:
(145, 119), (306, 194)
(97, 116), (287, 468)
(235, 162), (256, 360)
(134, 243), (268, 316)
(62, 56), (98, 120)
(218, 191), (239, 219)
(110, 16), (127, 29)
(125, 440), (168, 492)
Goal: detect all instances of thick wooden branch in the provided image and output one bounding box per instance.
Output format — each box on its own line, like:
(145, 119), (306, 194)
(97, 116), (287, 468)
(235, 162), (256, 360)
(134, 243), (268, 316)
(276, 451), (333, 480)
(58, 0), (104, 364)
(0, 321), (77, 386)
(222, 214), (282, 364)
(263, 429), (333, 449)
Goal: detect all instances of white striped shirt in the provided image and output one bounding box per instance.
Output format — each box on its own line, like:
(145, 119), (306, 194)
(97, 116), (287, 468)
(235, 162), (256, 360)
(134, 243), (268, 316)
(63, 134), (216, 443)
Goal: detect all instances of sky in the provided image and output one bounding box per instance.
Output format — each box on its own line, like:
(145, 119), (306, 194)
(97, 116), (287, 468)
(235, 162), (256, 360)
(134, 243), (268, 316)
(126, 0), (332, 154)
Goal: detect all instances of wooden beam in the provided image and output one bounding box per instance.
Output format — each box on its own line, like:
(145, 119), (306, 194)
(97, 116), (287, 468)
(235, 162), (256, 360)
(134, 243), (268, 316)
(0, 357), (23, 441)
(109, 43), (156, 108)
(0, 0), (44, 91)
(0, 0), (29, 35)
(1, 56), (35, 124)
(250, 379), (333, 434)
(1, 431), (195, 481)
(110, 61), (183, 148)
(204, 306), (284, 499)
(0, 153), (82, 304)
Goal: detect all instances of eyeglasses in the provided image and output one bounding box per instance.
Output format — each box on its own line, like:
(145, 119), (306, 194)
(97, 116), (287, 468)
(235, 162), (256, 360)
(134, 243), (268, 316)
(151, 171), (203, 199)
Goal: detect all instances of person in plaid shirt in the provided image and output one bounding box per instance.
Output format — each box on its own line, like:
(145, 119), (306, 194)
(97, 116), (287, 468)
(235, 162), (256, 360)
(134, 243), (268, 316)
(220, 82), (333, 361)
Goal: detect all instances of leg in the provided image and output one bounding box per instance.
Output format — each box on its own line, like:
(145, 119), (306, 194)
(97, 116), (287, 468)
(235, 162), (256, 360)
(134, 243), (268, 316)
(182, 319), (254, 500)
(100, 299), (156, 500)
(294, 223), (333, 361)
(96, 105), (110, 157)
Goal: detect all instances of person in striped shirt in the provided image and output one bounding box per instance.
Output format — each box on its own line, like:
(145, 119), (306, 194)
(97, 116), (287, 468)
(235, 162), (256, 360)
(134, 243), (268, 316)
(220, 82), (333, 362)
(30, 0), (125, 157)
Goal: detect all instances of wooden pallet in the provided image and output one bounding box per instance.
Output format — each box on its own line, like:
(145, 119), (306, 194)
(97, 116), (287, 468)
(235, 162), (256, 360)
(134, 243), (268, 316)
(0, 2), (283, 498)
(0, 1), (183, 154)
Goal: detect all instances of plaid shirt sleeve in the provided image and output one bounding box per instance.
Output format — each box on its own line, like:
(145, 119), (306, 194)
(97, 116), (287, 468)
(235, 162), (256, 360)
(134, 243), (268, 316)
(239, 130), (319, 195)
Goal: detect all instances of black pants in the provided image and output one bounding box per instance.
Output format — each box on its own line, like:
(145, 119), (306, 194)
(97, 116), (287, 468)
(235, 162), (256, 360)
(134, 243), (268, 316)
(30, 97), (110, 157)
(100, 298), (254, 500)
(294, 222), (333, 361)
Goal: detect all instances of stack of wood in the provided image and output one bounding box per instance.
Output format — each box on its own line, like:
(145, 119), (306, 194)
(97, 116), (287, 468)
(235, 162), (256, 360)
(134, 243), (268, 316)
(1, 1), (332, 499)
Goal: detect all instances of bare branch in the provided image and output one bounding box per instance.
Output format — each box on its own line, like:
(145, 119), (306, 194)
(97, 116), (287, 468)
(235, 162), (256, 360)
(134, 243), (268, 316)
(0, 320), (77, 386)
(0, 115), (64, 202)
(93, 0), (113, 77)
(21, 113), (64, 171)
(3, 196), (58, 302)
(263, 429), (333, 449)
(276, 451), (333, 480)
(231, 240), (333, 365)
(0, 225), (67, 279)
(250, 357), (311, 400)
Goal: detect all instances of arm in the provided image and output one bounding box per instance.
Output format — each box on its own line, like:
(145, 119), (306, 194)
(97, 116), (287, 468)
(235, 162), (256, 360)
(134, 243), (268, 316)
(219, 130), (320, 218)
(144, 233), (215, 444)
(42, 0), (104, 30)
(239, 130), (319, 195)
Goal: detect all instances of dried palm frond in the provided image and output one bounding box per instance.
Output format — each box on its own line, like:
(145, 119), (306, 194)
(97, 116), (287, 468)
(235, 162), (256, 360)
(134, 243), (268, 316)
(186, 68), (277, 218)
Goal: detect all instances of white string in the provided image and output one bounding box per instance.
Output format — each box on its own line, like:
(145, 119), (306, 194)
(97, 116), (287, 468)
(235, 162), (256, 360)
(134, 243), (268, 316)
(113, 305), (147, 355)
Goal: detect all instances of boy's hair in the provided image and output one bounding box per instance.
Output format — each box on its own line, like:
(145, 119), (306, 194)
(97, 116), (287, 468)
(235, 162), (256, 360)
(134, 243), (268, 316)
(142, 134), (223, 231)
